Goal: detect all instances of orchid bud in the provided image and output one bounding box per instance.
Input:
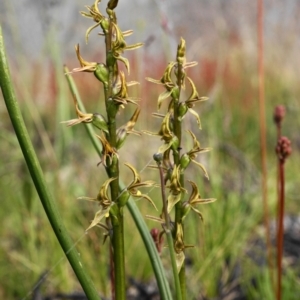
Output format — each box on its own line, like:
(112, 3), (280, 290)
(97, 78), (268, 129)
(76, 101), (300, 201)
(181, 202), (191, 222)
(94, 63), (109, 85)
(171, 86), (180, 100)
(119, 190), (130, 207)
(100, 18), (110, 33)
(171, 136), (179, 153)
(176, 37), (186, 64)
(179, 153), (191, 170)
(116, 127), (127, 149)
(178, 102), (188, 120)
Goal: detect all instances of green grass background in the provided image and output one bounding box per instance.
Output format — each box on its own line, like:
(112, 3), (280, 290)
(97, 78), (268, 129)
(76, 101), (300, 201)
(1, 9), (300, 299)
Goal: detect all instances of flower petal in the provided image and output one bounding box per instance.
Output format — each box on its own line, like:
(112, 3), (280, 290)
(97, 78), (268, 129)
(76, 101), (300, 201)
(175, 251), (185, 273)
(158, 90), (173, 110)
(192, 198), (217, 205)
(167, 192), (181, 213)
(145, 77), (163, 85)
(115, 55), (130, 74)
(188, 107), (202, 129)
(86, 205), (111, 232)
(85, 22), (101, 43)
(191, 159), (209, 179)
(133, 191), (158, 211)
(190, 206), (204, 221)
(145, 215), (165, 223)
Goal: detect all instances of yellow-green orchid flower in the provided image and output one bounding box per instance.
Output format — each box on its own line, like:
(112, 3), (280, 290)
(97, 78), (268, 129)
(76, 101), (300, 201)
(78, 177), (117, 231)
(180, 77), (208, 129)
(146, 41), (199, 110)
(61, 101), (93, 127)
(96, 133), (119, 166)
(72, 44), (98, 73)
(70, 44), (109, 85)
(175, 38), (198, 88)
(180, 130), (211, 178)
(166, 165), (186, 213)
(116, 107), (141, 149)
(181, 180), (216, 221)
(187, 130), (211, 178)
(80, 0), (108, 42)
(61, 93), (109, 132)
(113, 72), (140, 106)
(111, 23), (143, 73)
(123, 163), (157, 210)
(143, 113), (178, 154)
(146, 62), (179, 109)
(174, 222), (194, 272)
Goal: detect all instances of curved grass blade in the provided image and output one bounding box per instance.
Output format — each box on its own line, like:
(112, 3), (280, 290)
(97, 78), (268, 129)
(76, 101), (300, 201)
(0, 27), (100, 300)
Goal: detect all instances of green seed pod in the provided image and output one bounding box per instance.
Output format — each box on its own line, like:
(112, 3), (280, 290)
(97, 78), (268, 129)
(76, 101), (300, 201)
(100, 18), (110, 33)
(116, 127), (127, 149)
(181, 202), (191, 222)
(178, 102), (188, 121)
(171, 86), (180, 100)
(171, 136), (179, 153)
(118, 190), (130, 207)
(180, 153), (191, 170)
(92, 113), (109, 133)
(94, 63), (109, 85)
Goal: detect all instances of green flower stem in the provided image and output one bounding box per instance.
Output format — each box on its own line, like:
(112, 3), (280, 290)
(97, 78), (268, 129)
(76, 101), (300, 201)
(166, 231), (182, 300)
(177, 174), (186, 299)
(157, 162), (182, 300)
(104, 19), (125, 299)
(173, 59), (187, 300)
(66, 65), (126, 300)
(0, 27), (100, 300)
(110, 208), (125, 300)
(64, 68), (173, 300)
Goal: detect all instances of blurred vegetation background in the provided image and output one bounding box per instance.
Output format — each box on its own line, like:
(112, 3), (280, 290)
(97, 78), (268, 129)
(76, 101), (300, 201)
(0, 0), (299, 299)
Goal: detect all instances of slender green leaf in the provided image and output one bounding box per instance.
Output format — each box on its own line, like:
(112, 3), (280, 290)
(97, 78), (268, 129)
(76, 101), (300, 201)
(0, 26), (100, 300)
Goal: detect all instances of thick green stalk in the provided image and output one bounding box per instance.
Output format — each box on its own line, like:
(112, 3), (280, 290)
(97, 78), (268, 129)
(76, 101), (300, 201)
(104, 18), (125, 300)
(177, 174), (186, 298)
(173, 60), (187, 299)
(110, 208), (125, 300)
(0, 27), (100, 300)
(65, 69), (173, 300)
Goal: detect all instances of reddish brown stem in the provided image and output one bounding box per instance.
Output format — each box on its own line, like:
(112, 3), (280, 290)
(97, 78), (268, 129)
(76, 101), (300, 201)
(275, 134), (291, 300)
(276, 161), (285, 300)
(275, 122), (281, 261)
